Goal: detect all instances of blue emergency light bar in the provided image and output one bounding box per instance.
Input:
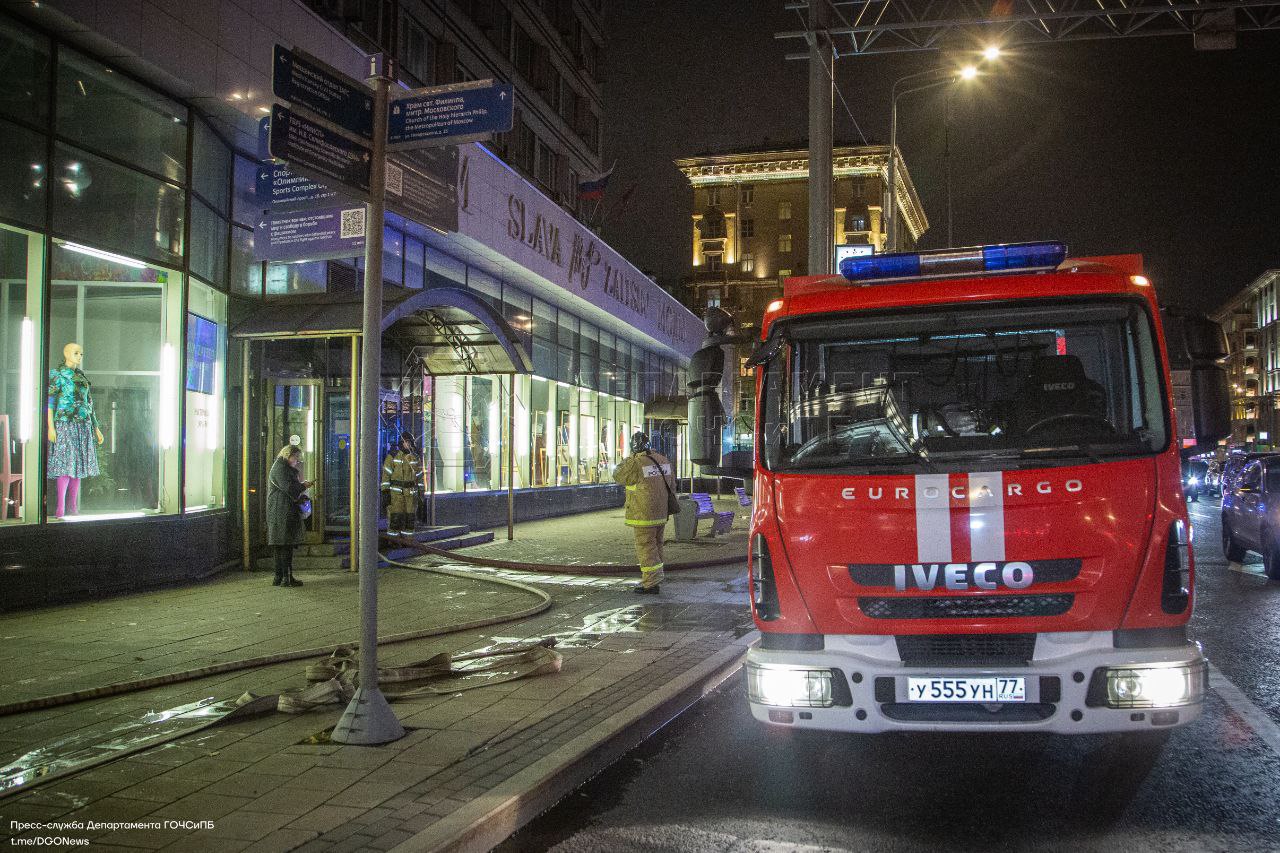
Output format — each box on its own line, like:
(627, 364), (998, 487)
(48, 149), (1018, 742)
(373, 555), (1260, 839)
(839, 241), (1068, 283)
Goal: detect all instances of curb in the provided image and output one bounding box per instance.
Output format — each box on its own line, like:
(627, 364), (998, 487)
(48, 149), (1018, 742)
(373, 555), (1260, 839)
(390, 633), (759, 853)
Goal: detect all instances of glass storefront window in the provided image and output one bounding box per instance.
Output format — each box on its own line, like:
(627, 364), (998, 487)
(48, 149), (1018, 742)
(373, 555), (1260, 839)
(513, 374), (530, 489)
(0, 224), (44, 525)
(48, 240), (181, 520)
(404, 236), (424, 289)
(432, 375), (465, 493)
(577, 388), (598, 483)
(231, 156), (261, 229)
(190, 200), (228, 287)
(185, 279), (226, 511)
(265, 261), (326, 295)
(530, 375), (551, 487)
(57, 48), (187, 183)
(192, 119), (231, 214)
(468, 375), (498, 490)
(230, 225), (260, 296)
(52, 143), (185, 267)
(0, 118), (47, 228)
(555, 381), (577, 485)
(383, 226), (403, 286)
(0, 17), (50, 128)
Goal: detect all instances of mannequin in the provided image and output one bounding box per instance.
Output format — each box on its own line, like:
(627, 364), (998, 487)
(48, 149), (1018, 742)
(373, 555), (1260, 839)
(47, 342), (103, 518)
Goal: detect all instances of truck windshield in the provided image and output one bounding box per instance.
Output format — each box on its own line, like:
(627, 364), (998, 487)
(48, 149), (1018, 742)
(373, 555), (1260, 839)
(760, 299), (1168, 472)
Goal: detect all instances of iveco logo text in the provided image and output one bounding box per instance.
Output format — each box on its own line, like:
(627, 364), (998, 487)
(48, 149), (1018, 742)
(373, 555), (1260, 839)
(840, 480), (1083, 500)
(894, 561), (1034, 592)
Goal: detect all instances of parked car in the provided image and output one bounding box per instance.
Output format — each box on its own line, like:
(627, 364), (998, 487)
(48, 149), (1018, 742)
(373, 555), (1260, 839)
(1204, 460), (1223, 496)
(1183, 459), (1208, 502)
(1221, 456), (1280, 578)
(1220, 452), (1271, 497)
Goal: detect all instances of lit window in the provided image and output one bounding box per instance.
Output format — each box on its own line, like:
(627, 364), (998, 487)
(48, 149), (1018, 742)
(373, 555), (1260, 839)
(778, 200), (791, 220)
(741, 184), (754, 204)
(778, 234), (792, 253)
(741, 217), (754, 238)
(741, 253), (754, 273)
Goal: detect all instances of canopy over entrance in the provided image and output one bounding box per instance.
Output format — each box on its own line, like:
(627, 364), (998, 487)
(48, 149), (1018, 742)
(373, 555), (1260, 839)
(232, 286), (531, 375)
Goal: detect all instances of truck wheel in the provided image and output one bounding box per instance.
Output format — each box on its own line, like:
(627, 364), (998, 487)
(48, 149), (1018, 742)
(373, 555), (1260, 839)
(1264, 534), (1280, 581)
(1223, 519), (1247, 562)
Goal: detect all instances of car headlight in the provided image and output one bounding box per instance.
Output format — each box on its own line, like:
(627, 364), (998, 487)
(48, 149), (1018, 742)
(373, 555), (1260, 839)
(747, 663), (835, 708)
(1187, 476), (1198, 485)
(1091, 661), (1206, 709)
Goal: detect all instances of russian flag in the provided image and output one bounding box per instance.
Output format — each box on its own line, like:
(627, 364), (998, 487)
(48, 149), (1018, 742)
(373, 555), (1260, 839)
(578, 162), (615, 201)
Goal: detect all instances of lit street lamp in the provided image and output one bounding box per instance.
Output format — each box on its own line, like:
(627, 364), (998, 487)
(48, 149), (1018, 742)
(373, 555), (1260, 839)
(884, 50), (999, 251)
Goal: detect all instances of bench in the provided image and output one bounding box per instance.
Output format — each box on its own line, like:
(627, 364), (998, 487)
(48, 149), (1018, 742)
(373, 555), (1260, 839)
(733, 486), (752, 508)
(674, 492), (735, 540)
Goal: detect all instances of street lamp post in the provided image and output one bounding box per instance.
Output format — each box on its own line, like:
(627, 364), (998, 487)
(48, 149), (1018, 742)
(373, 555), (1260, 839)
(884, 54), (994, 252)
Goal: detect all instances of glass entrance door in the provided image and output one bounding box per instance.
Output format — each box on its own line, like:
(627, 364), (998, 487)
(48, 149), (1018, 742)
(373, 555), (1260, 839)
(266, 379), (323, 543)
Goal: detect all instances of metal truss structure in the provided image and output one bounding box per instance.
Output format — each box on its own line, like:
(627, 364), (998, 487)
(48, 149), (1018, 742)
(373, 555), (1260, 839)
(777, 1), (1280, 57)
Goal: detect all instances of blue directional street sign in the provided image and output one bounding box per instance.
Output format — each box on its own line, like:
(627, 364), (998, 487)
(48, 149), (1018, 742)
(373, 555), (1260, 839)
(387, 81), (514, 147)
(256, 163), (342, 209)
(268, 104), (371, 195)
(273, 45), (373, 139)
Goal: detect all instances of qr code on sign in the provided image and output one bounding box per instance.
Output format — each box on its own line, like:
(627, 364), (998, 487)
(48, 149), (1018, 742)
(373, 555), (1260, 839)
(340, 207), (366, 239)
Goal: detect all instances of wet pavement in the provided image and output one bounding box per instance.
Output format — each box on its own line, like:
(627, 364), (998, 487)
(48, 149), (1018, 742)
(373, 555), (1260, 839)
(500, 500), (1280, 853)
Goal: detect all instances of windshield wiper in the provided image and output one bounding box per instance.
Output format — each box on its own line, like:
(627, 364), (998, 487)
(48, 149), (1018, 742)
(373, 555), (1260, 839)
(1019, 444), (1103, 464)
(786, 454), (938, 473)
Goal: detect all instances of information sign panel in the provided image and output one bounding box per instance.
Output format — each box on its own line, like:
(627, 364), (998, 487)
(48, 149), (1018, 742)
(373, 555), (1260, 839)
(273, 45), (373, 139)
(253, 205), (368, 263)
(385, 146), (458, 233)
(268, 105), (371, 195)
(388, 81), (514, 147)
(256, 163), (342, 209)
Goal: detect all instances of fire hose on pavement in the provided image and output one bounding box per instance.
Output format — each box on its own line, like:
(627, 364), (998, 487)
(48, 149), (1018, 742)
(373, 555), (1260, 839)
(0, 557), (553, 719)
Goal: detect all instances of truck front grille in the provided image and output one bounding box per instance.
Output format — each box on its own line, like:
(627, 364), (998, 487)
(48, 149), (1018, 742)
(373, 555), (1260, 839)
(894, 633), (1037, 667)
(859, 594), (1073, 620)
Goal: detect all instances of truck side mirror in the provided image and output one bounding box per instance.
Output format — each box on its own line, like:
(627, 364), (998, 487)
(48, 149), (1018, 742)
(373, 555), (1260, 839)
(1164, 310), (1231, 445)
(1185, 315), (1231, 444)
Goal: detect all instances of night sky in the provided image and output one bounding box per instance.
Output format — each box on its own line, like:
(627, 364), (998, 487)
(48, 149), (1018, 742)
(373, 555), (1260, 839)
(599, 2), (1280, 314)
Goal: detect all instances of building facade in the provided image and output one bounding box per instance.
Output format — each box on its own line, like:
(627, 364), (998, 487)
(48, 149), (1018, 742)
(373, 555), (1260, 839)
(1212, 270), (1278, 450)
(674, 143), (927, 436)
(0, 1), (702, 610)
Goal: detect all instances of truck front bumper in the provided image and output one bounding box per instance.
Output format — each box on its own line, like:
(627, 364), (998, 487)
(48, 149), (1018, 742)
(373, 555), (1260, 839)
(746, 632), (1206, 734)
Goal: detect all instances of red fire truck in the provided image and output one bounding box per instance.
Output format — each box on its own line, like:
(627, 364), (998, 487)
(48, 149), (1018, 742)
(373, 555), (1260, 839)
(725, 243), (1227, 734)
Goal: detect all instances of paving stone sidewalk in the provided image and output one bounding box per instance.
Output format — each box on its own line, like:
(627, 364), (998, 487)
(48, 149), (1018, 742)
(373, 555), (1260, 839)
(0, 509), (753, 852)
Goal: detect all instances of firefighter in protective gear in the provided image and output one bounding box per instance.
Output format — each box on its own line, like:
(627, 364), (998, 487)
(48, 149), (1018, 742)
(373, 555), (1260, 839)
(381, 433), (423, 537)
(613, 431), (676, 594)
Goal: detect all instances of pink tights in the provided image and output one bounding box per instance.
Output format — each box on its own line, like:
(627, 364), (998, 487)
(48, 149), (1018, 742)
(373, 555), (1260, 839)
(55, 476), (81, 518)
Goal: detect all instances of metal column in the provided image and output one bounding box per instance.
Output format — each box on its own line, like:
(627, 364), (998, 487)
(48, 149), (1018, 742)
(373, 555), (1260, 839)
(507, 373), (515, 540)
(807, 0), (833, 276)
(332, 64), (403, 746)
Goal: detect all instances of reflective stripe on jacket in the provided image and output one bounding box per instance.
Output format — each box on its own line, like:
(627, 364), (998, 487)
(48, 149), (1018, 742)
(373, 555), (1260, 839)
(381, 451), (422, 492)
(613, 450), (674, 526)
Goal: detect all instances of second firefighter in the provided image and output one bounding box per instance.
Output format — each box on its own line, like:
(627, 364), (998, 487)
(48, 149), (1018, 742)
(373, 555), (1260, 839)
(381, 432), (423, 537)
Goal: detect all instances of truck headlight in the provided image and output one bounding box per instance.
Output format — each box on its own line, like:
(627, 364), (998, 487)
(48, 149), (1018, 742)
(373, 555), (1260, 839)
(747, 663), (834, 708)
(1092, 661), (1206, 708)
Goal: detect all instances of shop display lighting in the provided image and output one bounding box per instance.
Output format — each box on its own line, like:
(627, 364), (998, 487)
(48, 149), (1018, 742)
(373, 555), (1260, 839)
(60, 241), (146, 269)
(159, 344), (176, 449)
(19, 317), (34, 442)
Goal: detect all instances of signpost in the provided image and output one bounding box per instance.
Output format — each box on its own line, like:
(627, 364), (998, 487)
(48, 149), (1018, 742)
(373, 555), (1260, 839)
(267, 44), (511, 747)
(388, 80), (514, 149)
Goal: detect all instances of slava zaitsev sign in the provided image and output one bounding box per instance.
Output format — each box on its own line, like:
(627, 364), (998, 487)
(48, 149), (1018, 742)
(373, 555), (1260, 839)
(456, 146), (703, 358)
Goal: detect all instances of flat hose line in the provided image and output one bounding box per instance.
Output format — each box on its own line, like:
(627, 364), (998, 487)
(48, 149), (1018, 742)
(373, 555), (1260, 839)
(400, 537), (748, 574)
(0, 558), (552, 719)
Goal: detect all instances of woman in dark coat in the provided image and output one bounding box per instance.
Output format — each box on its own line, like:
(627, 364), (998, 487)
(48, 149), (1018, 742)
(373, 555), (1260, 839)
(268, 444), (313, 587)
